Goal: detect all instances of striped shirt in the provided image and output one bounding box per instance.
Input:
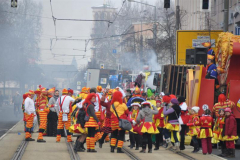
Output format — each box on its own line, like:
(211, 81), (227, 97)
(213, 100), (235, 117)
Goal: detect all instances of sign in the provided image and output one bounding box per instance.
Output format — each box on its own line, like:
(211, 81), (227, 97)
(176, 30), (222, 65)
(77, 86), (81, 90)
(202, 104), (209, 111)
(100, 78), (107, 84)
(113, 49), (117, 54)
(192, 38), (215, 48)
(77, 81), (81, 85)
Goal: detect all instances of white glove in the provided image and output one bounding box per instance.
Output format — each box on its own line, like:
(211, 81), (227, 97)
(132, 120), (136, 125)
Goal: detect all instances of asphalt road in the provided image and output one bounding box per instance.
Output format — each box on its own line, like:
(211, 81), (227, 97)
(0, 104), (22, 137)
(212, 146), (240, 160)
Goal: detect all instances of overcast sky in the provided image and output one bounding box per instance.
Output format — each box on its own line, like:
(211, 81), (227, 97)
(17, 0), (159, 69)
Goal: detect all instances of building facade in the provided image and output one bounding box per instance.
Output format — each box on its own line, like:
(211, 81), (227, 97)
(176, 0), (240, 34)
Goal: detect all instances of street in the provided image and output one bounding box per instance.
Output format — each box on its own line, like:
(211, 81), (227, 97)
(0, 104), (22, 137)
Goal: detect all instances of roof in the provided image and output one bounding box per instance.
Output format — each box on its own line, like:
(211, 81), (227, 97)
(39, 64), (78, 79)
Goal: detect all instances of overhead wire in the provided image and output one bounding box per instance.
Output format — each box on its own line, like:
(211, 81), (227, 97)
(87, 0), (127, 51)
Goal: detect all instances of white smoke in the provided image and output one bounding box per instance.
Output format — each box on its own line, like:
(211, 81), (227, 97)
(145, 51), (161, 90)
(119, 50), (161, 90)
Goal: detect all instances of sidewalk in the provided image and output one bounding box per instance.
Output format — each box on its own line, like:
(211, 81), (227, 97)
(0, 121), (25, 160)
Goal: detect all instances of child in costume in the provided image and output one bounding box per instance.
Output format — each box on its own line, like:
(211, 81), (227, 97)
(198, 109), (214, 155)
(136, 101), (159, 153)
(187, 106), (200, 153)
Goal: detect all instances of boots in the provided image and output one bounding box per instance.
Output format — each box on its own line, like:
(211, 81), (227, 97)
(165, 138), (173, 150)
(148, 149), (152, 153)
(74, 141), (79, 151)
(192, 143), (200, 153)
(110, 146), (115, 153)
(25, 138), (35, 141)
(77, 142), (85, 152)
(117, 147), (124, 153)
(175, 142), (180, 153)
(37, 139), (46, 143)
(81, 142), (86, 151)
(140, 149), (146, 153)
(227, 149), (235, 158)
(218, 148), (227, 157)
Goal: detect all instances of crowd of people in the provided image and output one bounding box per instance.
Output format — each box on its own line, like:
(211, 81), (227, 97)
(21, 85), (238, 158)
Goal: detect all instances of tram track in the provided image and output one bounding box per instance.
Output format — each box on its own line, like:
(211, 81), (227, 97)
(11, 121), (30, 160)
(169, 148), (196, 160)
(11, 140), (29, 160)
(64, 129), (81, 160)
(122, 146), (142, 160)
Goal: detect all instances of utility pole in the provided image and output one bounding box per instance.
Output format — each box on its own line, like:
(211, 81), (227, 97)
(176, 0), (180, 30)
(224, 0), (229, 32)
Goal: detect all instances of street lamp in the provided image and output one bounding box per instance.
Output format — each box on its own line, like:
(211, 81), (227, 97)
(128, 0), (157, 53)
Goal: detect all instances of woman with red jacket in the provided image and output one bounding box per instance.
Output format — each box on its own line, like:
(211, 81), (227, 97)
(198, 109), (214, 155)
(222, 108), (238, 158)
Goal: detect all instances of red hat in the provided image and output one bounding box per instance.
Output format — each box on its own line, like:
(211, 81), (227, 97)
(62, 88), (68, 94)
(29, 90), (35, 95)
(224, 108), (232, 113)
(163, 95), (171, 103)
(68, 89), (73, 95)
(218, 94), (226, 105)
(156, 100), (161, 104)
(97, 86), (102, 92)
(170, 94), (177, 99)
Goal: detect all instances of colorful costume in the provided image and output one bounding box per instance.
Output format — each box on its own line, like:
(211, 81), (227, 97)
(136, 101), (159, 153)
(187, 106), (200, 153)
(153, 100), (164, 150)
(37, 89), (49, 142)
(222, 108), (238, 157)
(110, 91), (129, 153)
(24, 90), (35, 141)
(213, 94), (235, 117)
(198, 115), (214, 154)
(56, 89), (75, 142)
(84, 93), (100, 152)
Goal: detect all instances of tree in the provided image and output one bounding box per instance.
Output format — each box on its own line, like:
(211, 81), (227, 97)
(0, 0), (43, 94)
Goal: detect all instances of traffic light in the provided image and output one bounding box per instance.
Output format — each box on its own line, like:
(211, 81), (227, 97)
(11, 0), (17, 8)
(202, 0), (209, 10)
(164, 0), (170, 9)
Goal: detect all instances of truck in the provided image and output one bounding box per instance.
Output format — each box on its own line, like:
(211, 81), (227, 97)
(159, 32), (240, 139)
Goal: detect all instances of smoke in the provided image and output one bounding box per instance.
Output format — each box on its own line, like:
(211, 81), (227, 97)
(145, 51), (161, 90)
(119, 50), (161, 90)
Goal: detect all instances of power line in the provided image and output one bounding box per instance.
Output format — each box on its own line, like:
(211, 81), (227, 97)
(89, 0), (127, 51)
(0, 10), (52, 19)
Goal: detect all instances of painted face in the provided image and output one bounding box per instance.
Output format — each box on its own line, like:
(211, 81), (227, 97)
(133, 105), (139, 110)
(219, 110), (225, 116)
(225, 112), (230, 116)
(207, 59), (212, 65)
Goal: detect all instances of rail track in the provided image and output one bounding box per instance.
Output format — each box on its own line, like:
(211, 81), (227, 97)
(122, 146), (142, 160)
(64, 129), (81, 160)
(11, 140), (29, 160)
(169, 148), (196, 160)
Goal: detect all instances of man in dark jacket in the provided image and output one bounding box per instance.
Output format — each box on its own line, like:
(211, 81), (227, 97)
(223, 108), (237, 158)
(134, 72), (145, 88)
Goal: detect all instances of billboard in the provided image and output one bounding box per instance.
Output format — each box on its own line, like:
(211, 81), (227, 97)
(176, 30), (222, 65)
